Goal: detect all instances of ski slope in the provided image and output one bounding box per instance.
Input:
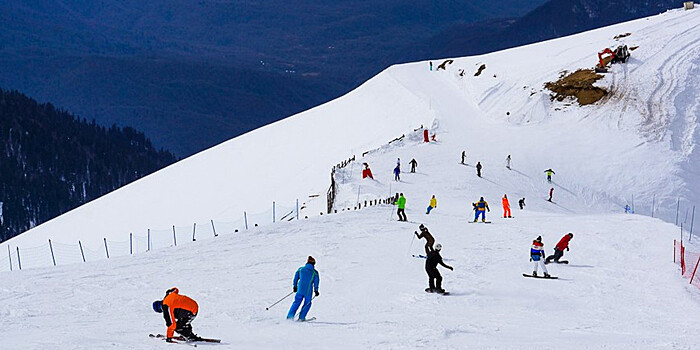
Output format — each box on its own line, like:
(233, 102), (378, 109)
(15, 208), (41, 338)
(2, 5), (700, 350)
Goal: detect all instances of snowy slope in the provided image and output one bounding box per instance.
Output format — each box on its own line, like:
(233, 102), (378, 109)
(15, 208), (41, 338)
(4, 6), (700, 252)
(2, 6), (700, 349)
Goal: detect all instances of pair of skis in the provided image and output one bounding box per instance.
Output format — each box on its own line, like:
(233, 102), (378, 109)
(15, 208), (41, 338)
(149, 333), (221, 346)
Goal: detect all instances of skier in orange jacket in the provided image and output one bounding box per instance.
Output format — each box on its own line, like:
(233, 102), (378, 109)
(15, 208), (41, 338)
(502, 194), (512, 218)
(153, 288), (201, 342)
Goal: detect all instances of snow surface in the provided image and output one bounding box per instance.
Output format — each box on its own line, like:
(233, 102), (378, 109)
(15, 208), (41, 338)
(2, 6), (700, 350)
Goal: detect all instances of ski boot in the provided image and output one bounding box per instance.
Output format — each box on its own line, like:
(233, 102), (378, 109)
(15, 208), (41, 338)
(532, 271), (537, 277)
(544, 273), (551, 278)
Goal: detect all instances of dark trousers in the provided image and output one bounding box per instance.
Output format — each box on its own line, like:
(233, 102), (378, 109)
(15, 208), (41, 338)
(411, 165), (416, 173)
(427, 268), (442, 290)
(175, 310), (197, 339)
(477, 169), (481, 177)
(519, 202), (524, 209)
(397, 208), (407, 221)
(545, 248), (564, 263)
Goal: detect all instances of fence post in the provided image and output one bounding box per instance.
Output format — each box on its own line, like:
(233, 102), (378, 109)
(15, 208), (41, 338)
(690, 206), (696, 242)
(104, 238), (110, 259)
(690, 255), (700, 284)
(631, 194), (634, 213)
(16, 247), (22, 270)
(211, 220), (218, 237)
(273, 201), (276, 223)
(8, 245), (12, 271)
(172, 225), (177, 246)
(651, 194), (655, 218)
(296, 199), (299, 220)
(130, 233), (133, 255)
(192, 223), (197, 242)
(244, 212), (249, 230)
(147, 229), (151, 251)
(48, 239), (56, 266)
(79, 241), (86, 262)
(676, 197), (680, 225)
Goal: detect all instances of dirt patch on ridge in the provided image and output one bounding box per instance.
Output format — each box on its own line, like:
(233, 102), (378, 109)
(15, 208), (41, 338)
(544, 69), (607, 105)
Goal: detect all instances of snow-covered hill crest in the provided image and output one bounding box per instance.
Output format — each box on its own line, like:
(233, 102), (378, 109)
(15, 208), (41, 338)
(4, 6), (700, 254)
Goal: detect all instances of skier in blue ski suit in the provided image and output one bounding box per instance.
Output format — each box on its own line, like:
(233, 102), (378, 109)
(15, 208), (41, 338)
(287, 256), (320, 321)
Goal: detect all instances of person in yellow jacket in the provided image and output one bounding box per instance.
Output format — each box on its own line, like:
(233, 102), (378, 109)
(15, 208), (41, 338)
(426, 195), (437, 214)
(502, 194), (512, 218)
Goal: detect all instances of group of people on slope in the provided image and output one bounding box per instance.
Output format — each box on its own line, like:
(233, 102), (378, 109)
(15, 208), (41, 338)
(151, 256), (323, 341)
(529, 233), (574, 277)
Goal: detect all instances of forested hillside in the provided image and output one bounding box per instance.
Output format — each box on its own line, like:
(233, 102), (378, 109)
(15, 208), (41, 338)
(0, 88), (176, 241)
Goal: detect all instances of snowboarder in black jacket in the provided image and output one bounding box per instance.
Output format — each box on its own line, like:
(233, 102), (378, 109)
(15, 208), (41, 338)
(409, 158), (418, 173)
(476, 162), (482, 177)
(425, 244), (453, 294)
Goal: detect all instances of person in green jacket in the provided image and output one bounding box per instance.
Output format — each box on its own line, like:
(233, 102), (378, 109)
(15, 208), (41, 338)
(394, 193), (407, 221)
(544, 169), (556, 183)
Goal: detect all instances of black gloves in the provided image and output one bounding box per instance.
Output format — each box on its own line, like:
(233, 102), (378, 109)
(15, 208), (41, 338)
(566, 247), (570, 251)
(315, 291), (320, 297)
(448, 266), (454, 271)
(293, 286), (297, 293)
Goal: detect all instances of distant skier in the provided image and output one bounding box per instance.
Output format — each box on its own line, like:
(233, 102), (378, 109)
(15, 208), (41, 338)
(546, 233), (573, 264)
(394, 193), (407, 221)
(502, 194), (512, 218)
(473, 197), (490, 222)
(287, 256), (320, 321)
(425, 243), (453, 294)
(506, 155), (511, 170)
(362, 162), (374, 179)
(544, 169), (556, 183)
(424, 129), (429, 142)
(410, 158), (418, 173)
(461, 150), (466, 164)
(519, 198), (526, 210)
(426, 195), (437, 214)
(476, 162), (482, 177)
(397, 158), (401, 167)
(530, 236), (550, 277)
(429, 61), (433, 71)
(394, 165), (401, 181)
(152, 287), (202, 342)
(415, 224), (435, 254)
(548, 187), (554, 202)
(624, 204), (634, 214)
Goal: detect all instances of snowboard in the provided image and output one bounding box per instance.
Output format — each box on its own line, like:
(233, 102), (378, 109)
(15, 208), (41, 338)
(425, 287), (450, 295)
(299, 317), (317, 322)
(522, 273), (558, 279)
(545, 260), (568, 265)
(468, 221), (492, 224)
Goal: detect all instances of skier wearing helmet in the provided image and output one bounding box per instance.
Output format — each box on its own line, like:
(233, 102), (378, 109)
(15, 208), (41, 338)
(152, 287), (201, 342)
(530, 236), (550, 277)
(287, 256), (320, 321)
(425, 243), (453, 294)
(546, 233), (574, 264)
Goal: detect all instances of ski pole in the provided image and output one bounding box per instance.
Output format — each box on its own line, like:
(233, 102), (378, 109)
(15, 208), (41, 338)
(406, 232), (416, 256)
(266, 291), (294, 310)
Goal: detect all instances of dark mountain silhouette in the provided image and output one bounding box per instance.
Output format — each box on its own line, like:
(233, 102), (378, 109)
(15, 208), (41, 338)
(0, 88), (176, 242)
(0, 0), (547, 156)
(424, 0), (681, 58)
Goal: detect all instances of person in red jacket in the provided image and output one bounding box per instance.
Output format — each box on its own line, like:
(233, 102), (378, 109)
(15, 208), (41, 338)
(545, 233), (573, 264)
(153, 287), (201, 342)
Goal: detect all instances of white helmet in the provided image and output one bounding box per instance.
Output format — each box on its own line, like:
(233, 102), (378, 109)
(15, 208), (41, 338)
(434, 243), (442, 251)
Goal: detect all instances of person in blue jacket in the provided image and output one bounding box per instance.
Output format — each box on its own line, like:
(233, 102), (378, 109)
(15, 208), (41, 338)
(286, 256), (320, 321)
